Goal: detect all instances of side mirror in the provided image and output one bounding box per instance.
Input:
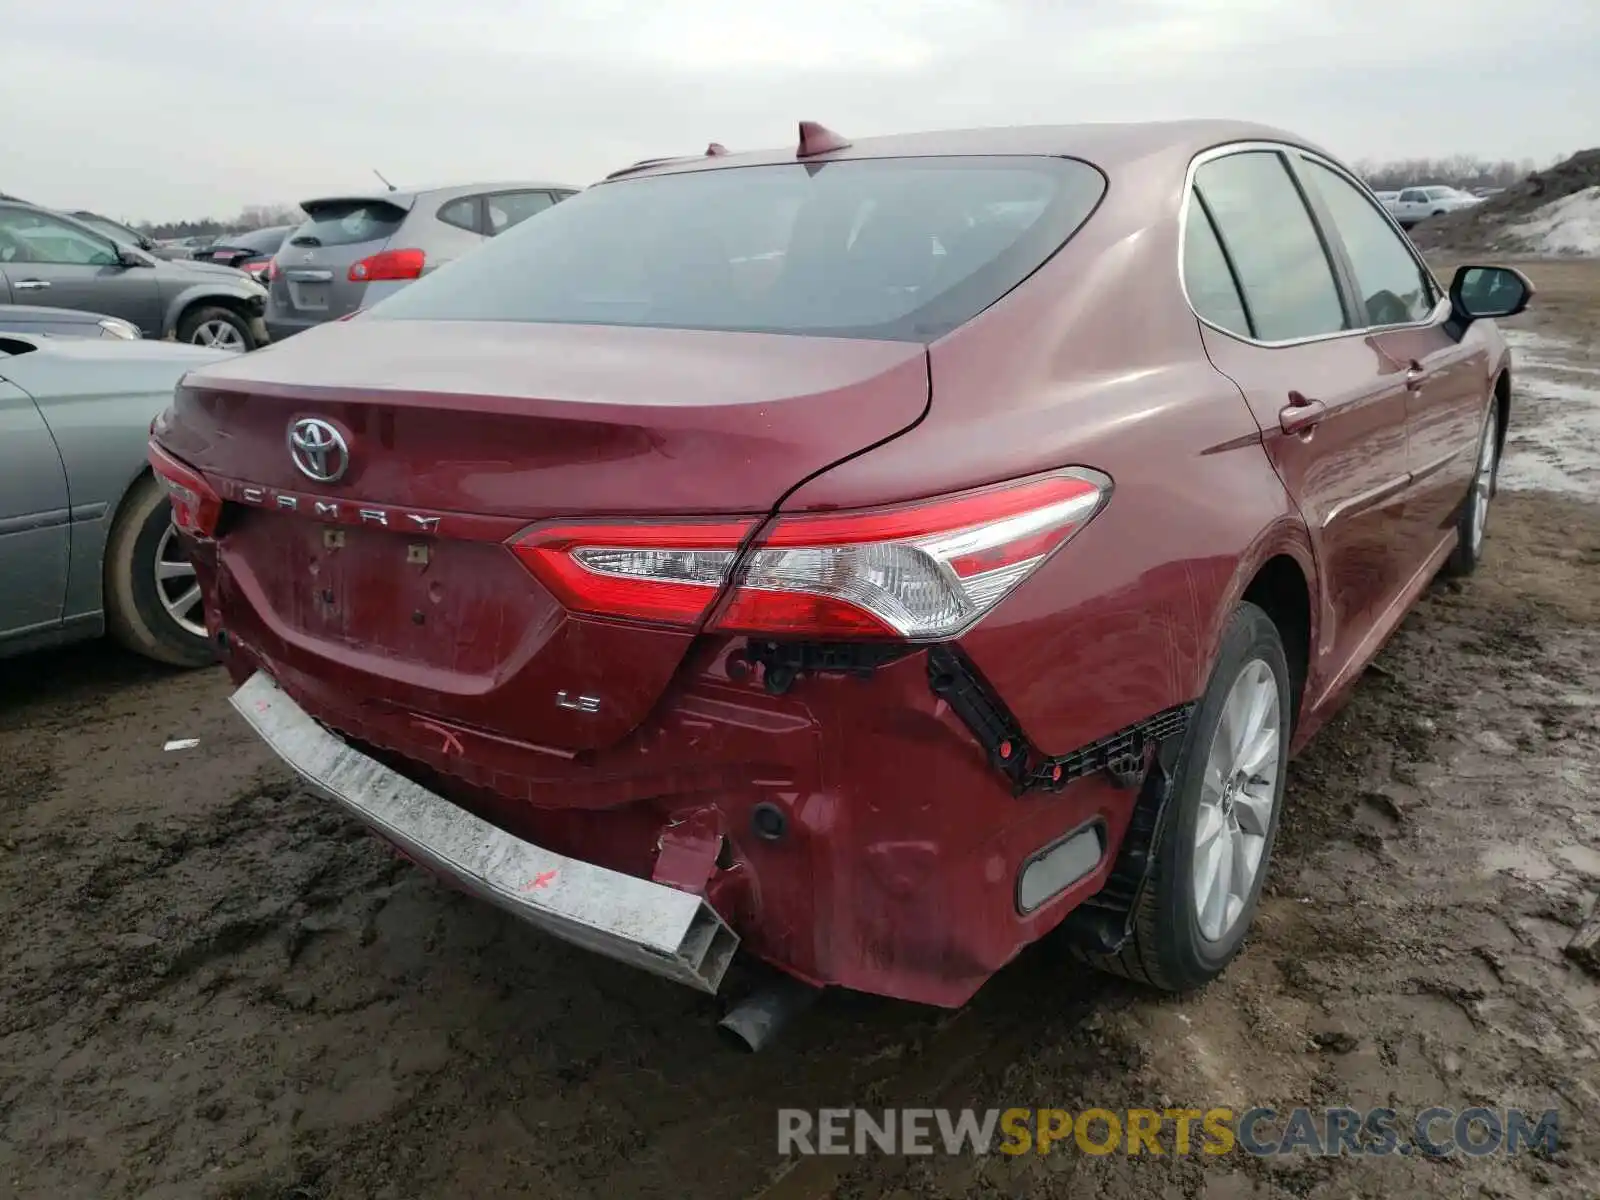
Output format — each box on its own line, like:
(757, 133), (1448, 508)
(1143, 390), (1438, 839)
(116, 245), (155, 268)
(1449, 265), (1533, 327)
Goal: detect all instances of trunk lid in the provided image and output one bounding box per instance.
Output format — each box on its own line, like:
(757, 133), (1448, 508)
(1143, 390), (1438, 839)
(165, 318), (928, 752)
(268, 197), (411, 322)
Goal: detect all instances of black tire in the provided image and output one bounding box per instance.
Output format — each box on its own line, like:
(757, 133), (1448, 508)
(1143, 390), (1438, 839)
(103, 475), (216, 668)
(1078, 602), (1291, 992)
(176, 303), (257, 351)
(1444, 404), (1500, 577)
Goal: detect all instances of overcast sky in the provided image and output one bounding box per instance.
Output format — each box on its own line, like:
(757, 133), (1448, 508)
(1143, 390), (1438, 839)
(5, 0), (1596, 222)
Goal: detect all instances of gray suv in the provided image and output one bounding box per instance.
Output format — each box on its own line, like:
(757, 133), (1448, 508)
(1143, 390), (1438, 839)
(265, 180), (578, 339)
(0, 201), (269, 349)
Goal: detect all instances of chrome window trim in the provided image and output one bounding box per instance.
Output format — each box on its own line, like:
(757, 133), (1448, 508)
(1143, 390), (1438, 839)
(1178, 140), (1449, 350)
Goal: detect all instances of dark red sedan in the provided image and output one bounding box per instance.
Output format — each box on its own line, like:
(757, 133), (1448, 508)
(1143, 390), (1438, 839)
(149, 120), (1530, 1035)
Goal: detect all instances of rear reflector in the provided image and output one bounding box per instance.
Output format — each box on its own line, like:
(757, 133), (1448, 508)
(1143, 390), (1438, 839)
(349, 248), (425, 282)
(148, 441), (223, 536)
(507, 471), (1109, 639)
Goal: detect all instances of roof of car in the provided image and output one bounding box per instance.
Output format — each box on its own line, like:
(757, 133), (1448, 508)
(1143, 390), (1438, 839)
(296, 181), (581, 210)
(608, 119), (1327, 182)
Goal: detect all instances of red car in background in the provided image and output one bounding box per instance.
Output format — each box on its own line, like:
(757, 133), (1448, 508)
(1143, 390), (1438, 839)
(148, 120), (1530, 1044)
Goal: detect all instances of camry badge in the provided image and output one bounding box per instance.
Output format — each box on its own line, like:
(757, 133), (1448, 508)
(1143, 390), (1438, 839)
(288, 418), (349, 483)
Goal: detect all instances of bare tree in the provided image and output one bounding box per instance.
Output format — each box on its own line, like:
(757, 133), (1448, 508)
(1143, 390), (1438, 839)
(134, 202), (305, 241)
(1354, 155), (1554, 192)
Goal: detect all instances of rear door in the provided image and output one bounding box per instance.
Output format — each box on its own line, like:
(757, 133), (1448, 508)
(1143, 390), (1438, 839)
(0, 373), (69, 638)
(1292, 155), (1488, 563)
(269, 198), (411, 323)
(0, 206), (163, 329)
(1186, 147), (1415, 682)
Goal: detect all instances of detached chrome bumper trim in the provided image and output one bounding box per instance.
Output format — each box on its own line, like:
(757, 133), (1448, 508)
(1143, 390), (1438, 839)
(230, 671), (738, 993)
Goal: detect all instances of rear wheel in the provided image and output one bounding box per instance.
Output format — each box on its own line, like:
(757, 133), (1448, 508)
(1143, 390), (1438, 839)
(177, 304), (256, 351)
(104, 474), (216, 667)
(1079, 602), (1291, 991)
(1445, 405), (1499, 577)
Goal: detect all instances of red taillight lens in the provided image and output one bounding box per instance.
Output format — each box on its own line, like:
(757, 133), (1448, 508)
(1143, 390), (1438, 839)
(509, 520), (757, 627)
(507, 471), (1108, 639)
(348, 248), (425, 282)
(147, 441), (222, 536)
(717, 473), (1107, 638)
(264, 257), (278, 282)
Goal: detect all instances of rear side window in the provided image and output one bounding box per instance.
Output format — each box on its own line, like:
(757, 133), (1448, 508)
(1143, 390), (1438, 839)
(1301, 160), (1435, 327)
(485, 190), (555, 235)
(289, 200), (407, 248)
(1194, 152), (1347, 342)
(437, 197), (480, 233)
(1182, 194), (1252, 338)
(365, 157), (1107, 341)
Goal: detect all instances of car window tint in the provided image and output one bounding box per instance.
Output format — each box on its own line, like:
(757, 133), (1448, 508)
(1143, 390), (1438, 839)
(437, 197), (480, 233)
(1399, 189), (1424, 203)
(0, 208), (119, 266)
(1182, 192), (1252, 337)
(1194, 152), (1346, 341)
(484, 190), (555, 235)
(367, 157), (1107, 341)
(1302, 160), (1435, 327)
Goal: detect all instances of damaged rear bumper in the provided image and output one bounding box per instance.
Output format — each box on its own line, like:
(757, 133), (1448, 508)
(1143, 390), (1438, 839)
(229, 671), (739, 993)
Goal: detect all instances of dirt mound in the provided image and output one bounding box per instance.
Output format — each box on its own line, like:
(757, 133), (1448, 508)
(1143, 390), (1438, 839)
(1410, 148), (1600, 254)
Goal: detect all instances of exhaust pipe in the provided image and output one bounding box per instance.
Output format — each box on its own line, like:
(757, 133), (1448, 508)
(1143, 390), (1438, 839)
(718, 974), (820, 1052)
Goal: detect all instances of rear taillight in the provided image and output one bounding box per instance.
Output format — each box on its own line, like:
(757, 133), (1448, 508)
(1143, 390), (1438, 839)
(264, 257), (278, 282)
(148, 441), (222, 536)
(508, 471), (1108, 639)
(348, 248), (425, 282)
(510, 520), (757, 627)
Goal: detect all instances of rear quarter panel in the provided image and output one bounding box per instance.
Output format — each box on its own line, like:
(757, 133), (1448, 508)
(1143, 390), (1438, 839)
(786, 143), (1314, 756)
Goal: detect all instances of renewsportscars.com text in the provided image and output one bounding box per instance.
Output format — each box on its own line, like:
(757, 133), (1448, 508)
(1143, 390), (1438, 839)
(778, 1106), (1560, 1158)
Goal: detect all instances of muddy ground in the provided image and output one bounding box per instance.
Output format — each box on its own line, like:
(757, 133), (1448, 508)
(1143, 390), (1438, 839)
(2, 260), (1599, 1200)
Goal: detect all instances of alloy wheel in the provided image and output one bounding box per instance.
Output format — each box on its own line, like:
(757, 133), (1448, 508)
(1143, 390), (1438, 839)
(190, 318), (245, 350)
(1192, 658), (1281, 942)
(1470, 410), (1498, 557)
(154, 522), (206, 639)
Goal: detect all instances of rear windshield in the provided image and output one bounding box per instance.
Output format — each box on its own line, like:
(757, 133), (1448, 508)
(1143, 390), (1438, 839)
(365, 157), (1106, 341)
(219, 225), (288, 254)
(288, 201), (407, 248)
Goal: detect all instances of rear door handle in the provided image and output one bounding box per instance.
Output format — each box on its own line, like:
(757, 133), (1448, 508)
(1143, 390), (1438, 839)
(1404, 360), (1427, 391)
(13, 279), (49, 291)
(1279, 397), (1327, 436)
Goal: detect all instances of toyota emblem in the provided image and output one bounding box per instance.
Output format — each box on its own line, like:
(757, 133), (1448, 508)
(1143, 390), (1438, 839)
(287, 418), (349, 483)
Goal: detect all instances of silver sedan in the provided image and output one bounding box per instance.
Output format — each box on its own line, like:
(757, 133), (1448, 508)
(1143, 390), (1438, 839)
(1, 331), (233, 664)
